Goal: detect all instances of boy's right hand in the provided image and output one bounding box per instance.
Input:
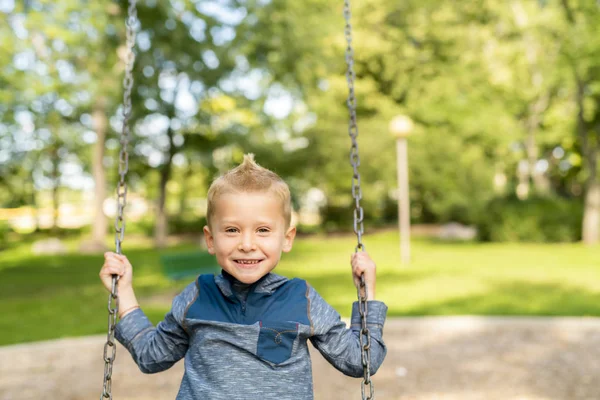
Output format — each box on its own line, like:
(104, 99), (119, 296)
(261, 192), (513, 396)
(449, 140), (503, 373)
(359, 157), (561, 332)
(99, 252), (133, 293)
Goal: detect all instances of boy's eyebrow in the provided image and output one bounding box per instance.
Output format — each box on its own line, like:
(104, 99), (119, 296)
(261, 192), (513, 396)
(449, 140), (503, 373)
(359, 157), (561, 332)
(219, 220), (240, 227)
(220, 219), (277, 226)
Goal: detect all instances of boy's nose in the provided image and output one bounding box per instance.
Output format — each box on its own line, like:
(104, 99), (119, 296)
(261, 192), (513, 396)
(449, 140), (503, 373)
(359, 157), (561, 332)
(238, 235), (256, 252)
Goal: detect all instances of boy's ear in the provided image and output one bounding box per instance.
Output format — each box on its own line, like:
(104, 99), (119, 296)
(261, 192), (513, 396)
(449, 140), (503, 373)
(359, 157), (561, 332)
(282, 226), (296, 253)
(203, 226), (215, 255)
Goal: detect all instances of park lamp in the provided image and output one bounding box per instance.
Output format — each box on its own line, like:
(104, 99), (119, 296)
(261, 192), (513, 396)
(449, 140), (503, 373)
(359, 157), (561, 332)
(389, 115), (415, 139)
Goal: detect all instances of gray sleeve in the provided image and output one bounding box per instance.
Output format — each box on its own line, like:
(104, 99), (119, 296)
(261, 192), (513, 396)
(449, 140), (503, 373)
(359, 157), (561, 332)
(115, 281), (197, 373)
(308, 285), (387, 377)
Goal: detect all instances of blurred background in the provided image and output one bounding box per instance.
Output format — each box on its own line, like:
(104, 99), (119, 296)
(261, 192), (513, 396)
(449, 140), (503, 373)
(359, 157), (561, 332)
(1, 0), (600, 399)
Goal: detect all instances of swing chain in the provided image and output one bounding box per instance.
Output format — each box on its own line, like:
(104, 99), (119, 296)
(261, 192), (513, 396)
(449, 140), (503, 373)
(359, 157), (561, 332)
(101, 1), (138, 399)
(344, 1), (373, 399)
(358, 277), (373, 399)
(343, 0), (365, 253)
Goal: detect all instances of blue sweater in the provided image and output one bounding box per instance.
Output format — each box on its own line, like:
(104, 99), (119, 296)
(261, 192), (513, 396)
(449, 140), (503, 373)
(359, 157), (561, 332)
(115, 272), (388, 399)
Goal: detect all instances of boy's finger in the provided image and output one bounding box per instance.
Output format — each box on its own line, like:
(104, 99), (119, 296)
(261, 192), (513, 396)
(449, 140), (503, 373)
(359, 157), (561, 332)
(102, 262), (124, 271)
(103, 260), (125, 271)
(116, 254), (131, 266)
(104, 254), (122, 263)
(105, 254), (129, 268)
(104, 265), (124, 275)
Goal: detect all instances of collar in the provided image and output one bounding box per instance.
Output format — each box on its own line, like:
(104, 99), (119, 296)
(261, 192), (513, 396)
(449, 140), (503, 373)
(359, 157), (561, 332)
(214, 270), (289, 300)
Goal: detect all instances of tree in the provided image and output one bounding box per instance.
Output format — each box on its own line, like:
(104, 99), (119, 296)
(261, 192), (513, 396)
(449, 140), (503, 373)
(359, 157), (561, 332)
(1, 1), (100, 232)
(559, 0), (600, 244)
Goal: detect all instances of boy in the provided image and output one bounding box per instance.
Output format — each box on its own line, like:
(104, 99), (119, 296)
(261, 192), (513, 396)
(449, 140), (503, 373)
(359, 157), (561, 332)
(99, 154), (387, 399)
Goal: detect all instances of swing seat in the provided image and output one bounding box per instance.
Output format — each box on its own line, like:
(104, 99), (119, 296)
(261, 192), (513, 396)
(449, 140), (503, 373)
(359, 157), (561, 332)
(160, 251), (220, 280)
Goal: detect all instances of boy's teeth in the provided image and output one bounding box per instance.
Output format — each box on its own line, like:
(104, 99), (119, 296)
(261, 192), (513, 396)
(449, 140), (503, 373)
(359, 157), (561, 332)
(238, 260), (258, 264)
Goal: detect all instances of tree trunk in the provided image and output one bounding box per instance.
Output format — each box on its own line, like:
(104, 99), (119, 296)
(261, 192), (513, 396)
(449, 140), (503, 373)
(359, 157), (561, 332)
(154, 112), (177, 248)
(154, 151), (174, 248)
(576, 79), (599, 245)
(583, 179), (600, 245)
(155, 173), (169, 248)
(90, 99), (108, 250)
(179, 160), (193, 214)
(561, 0), (599, 245)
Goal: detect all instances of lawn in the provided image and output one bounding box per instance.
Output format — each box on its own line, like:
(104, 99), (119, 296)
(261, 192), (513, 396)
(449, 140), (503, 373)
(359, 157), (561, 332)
(1, 230), (599, 346)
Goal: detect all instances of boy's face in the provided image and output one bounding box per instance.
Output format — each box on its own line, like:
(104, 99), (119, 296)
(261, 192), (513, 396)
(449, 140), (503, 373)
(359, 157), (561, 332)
(203, 191), (296, 284)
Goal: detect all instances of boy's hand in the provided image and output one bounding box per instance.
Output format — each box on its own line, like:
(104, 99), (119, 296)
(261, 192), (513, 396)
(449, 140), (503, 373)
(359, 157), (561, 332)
(351, 251), (376, 301)
(99, 252), (139, 318)
(99, 252), (133, 292)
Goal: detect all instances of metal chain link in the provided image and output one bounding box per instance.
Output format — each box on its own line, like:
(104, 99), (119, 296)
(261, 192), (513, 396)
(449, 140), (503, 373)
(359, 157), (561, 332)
(343, 1), (373, 399)
(101, 1), (138, 399)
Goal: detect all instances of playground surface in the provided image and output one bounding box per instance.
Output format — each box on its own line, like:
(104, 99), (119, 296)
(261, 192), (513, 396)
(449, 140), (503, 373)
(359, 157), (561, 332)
(1, 317), (600, 400)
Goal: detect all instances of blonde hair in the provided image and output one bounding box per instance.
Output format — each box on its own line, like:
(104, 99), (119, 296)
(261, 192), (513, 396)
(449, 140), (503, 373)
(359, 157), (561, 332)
(206, 154), (292, 227)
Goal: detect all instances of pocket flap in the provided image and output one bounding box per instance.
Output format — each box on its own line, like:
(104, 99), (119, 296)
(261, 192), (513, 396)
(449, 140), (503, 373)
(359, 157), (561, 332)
(257, 321), (299, 365)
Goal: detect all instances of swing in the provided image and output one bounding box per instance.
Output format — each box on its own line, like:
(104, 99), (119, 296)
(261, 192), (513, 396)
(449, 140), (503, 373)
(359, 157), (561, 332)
(100, 0), (373, 399)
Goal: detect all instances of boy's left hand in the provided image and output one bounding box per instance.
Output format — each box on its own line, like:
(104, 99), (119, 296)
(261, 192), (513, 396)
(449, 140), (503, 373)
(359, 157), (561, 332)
(351, 251), (376, 300)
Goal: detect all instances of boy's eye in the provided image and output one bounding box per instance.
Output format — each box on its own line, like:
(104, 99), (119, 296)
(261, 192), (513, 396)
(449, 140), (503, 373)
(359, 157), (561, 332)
(225, 227), (239, 233)
(257, 227), (270, 233)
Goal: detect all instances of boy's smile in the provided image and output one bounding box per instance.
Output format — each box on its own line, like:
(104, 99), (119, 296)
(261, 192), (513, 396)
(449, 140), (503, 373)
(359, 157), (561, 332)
(233, 259), (265, 269)
(234, 259), (262, 265)
(203, 191), (296, 284)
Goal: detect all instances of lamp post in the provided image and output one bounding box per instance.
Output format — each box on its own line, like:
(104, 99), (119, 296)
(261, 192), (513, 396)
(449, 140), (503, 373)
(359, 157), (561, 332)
(389, 115), (414, 265)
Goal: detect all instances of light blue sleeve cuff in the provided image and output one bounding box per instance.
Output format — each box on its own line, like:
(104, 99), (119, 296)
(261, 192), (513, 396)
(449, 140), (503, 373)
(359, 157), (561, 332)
(114, 308), (154, 347)
(350, 300), (388, 327)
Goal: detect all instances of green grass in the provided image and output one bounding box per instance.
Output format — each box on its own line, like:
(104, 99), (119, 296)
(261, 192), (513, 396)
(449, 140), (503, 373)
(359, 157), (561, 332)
(1, 230), (599, 346)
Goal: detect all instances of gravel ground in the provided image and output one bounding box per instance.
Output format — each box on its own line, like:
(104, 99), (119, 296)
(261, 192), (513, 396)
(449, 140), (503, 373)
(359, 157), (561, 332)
(2, 317), (600, 400)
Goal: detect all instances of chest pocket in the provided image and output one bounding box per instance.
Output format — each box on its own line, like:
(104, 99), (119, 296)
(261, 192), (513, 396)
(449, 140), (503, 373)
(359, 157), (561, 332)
(257, 321), (299, 365)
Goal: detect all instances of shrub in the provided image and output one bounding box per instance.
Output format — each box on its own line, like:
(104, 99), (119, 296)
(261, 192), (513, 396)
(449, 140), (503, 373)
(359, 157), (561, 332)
(169, 216), (207, 235)
(476, 195), (583, 243)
